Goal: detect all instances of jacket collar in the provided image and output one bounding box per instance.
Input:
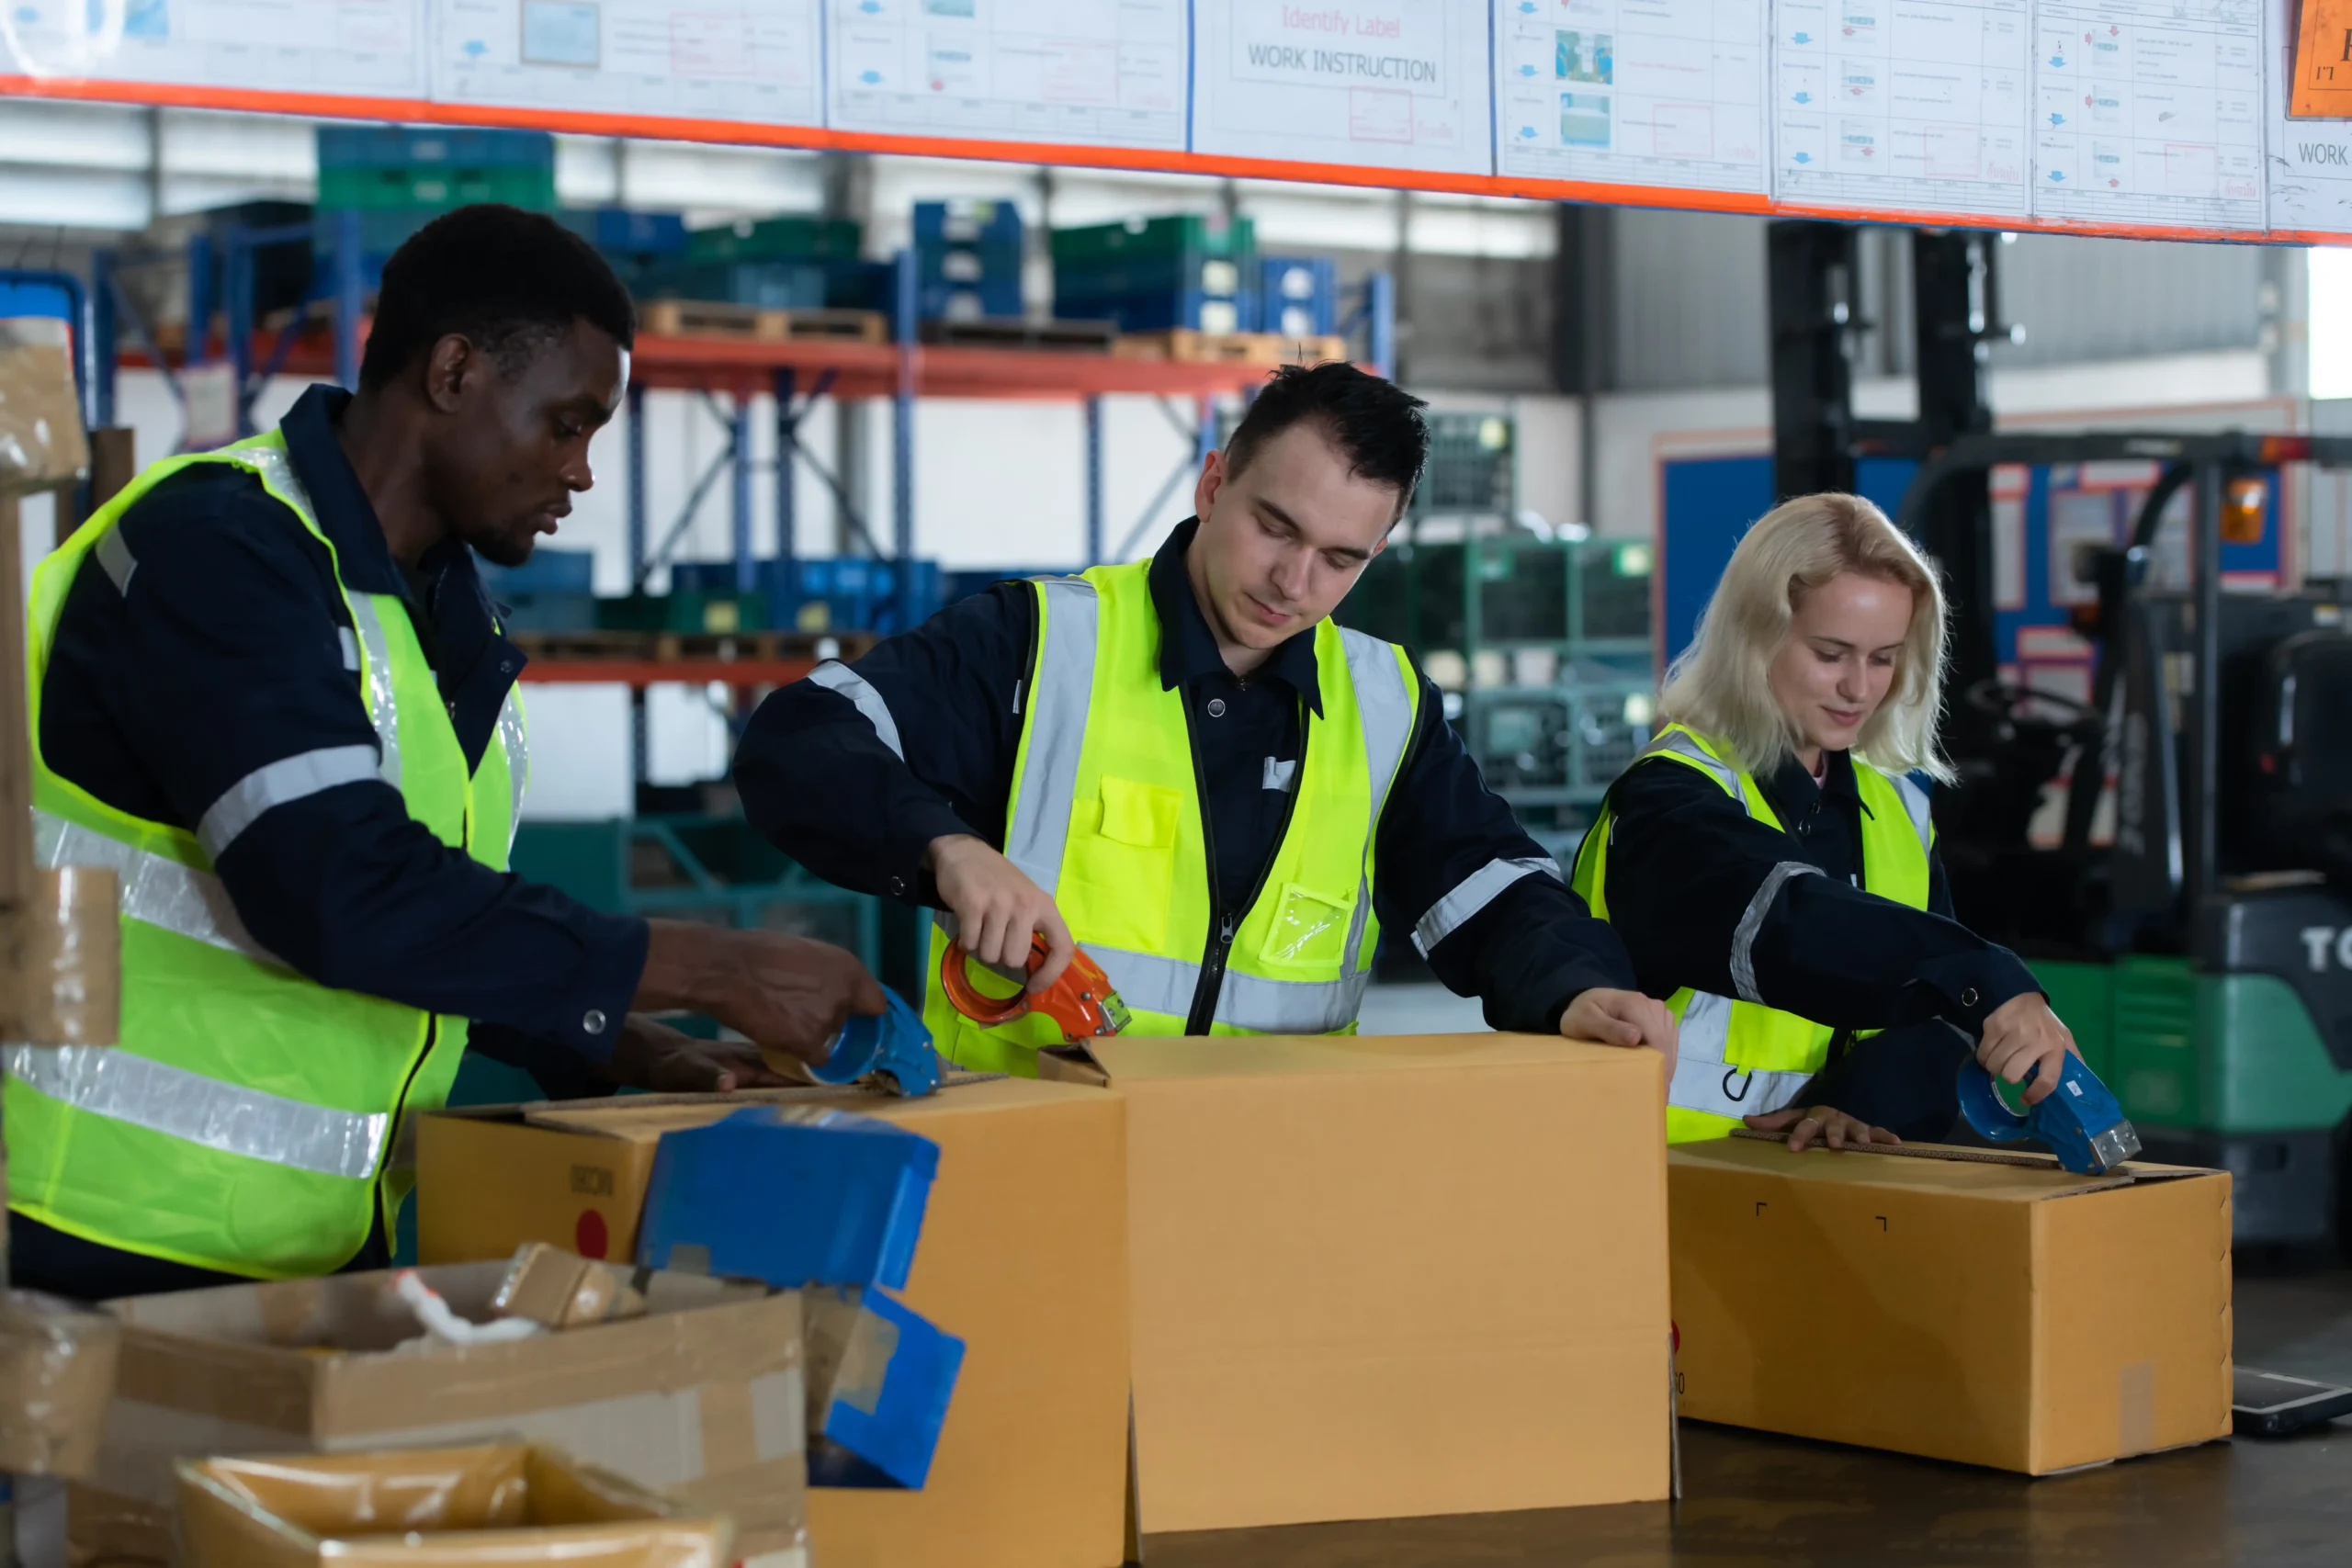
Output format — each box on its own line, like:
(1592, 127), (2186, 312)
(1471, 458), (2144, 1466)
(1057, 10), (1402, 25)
(278, 383), (409, 598)
(1147, 518), (1325, 716)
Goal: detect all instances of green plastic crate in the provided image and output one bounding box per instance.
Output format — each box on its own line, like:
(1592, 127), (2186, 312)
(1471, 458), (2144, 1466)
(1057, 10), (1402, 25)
(686, 216), (864, 265)
(318, 164), (556, 212)
(1048, 213), (1256, 266)
(595, 592), (771, 634)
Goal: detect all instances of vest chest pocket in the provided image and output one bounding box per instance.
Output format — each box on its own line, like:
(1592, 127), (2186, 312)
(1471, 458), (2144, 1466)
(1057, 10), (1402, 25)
(1259, 881), (1354, 968)
(1062, 774), (1181, 953)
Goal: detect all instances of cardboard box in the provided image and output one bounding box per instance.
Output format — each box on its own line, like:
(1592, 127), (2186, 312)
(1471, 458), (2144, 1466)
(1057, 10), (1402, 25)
(636, 1106), (938, 1289)
(176, 1442), (732, 1567)
(419, 1077), (1130, 1568)
(490, 1244), (646, 1328)
(1668, 1134), (2234, 1473)
(0, 1289), (119, 1478)
(1040, 1032), (1673, 1534)
(84, 1264), (808, 1564)
(804, 1286), (966, 1490)
(0, 317), (89, 491)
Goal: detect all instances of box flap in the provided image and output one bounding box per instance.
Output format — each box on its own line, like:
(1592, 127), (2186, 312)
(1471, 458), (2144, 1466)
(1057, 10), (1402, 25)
(520, 1074), (1052, 1144)
(1074, 1031), (1637, 1084)
(1677, 1133), (2224, 1201)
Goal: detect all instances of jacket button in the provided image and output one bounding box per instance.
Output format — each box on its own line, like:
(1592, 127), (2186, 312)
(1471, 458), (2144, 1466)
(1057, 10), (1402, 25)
(1960, 987), (1980, 1009)
(1206, 697), (1227, 718)
(582, 1009), (607, 1035)
(889, 875), (907, 896)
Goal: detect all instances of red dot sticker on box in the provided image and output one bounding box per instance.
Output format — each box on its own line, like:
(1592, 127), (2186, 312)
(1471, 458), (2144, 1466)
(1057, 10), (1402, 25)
(574, 1209), (608, 1260)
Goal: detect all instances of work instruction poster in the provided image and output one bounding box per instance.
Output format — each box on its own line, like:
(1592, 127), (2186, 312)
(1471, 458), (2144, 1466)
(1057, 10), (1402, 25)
(0, 0), (426, 93)
(1192, 1), (1496, 175)
(829, 0), (1188, 152)
(1494, 0), (1770, 194)
(432, 1), (822, 125)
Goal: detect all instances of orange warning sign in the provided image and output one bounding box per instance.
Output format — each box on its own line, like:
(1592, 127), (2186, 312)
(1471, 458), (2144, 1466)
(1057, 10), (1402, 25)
(2294, 0), (2352, 117)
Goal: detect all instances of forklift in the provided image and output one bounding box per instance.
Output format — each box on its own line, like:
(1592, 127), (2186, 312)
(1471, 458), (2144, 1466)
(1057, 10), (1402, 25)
(1769, 221), (2352, 1251)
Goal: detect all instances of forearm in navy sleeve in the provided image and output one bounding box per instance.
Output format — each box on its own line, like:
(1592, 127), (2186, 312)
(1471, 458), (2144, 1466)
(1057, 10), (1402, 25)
(1605, 761), (2037, 1035)
(87, 494), (644, 1061)
(1372, 670), (1636, 1032)
(736, 582), (1031, 904)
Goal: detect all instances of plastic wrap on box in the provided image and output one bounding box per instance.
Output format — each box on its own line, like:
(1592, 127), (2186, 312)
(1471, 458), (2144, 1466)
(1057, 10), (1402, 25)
(0, 317), (88, 491)
(0, 1290), (120, 1478)
(176, 1441), (732, 1567)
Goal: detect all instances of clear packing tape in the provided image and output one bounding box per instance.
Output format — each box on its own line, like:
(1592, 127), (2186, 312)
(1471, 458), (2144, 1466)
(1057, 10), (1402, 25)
(14, 863), (121, 1044)
(175, 1443), (736, 1568)
(0, 316), (89, 491)
(0, 1288), (122, 1478)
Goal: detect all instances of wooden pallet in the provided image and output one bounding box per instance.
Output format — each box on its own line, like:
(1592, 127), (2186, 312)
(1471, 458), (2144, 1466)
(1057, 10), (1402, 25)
(1112, 329), (1351, 367)
(639, 299), (888, 344)
(510, 628), (876, 664)
(922, 317), (1120, 352)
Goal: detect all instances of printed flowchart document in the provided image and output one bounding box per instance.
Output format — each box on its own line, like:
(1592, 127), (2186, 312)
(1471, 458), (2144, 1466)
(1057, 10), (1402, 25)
(829, 0), (1186, 152)
(2031, 0), (2263, 229)
(1, 0), (425, 92)
(1494, 0), (1770, 193)
(1772, 0), (2032, 217)
(432, 1), (820, 123)
(1193, 1), (1493, 175)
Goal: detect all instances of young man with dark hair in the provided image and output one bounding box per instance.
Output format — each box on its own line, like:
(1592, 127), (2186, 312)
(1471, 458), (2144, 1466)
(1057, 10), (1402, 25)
(737, 361), (1673, 1067)
(14, 204), (883, 1299)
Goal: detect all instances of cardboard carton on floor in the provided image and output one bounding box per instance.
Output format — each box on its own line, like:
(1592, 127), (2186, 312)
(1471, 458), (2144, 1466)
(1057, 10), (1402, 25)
(418, 1077), (1129, 1568)
(1039, 1032), (1673, 1534)
(176, 1441), (732, 1567)
(78, 1263), (807, 1566)
(1668, 1134), (2233, 1473)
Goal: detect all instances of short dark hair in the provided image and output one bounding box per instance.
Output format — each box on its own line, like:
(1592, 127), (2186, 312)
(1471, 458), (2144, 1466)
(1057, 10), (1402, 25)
(1222, 361), (1428, 515)
(359, 204), (636, 390)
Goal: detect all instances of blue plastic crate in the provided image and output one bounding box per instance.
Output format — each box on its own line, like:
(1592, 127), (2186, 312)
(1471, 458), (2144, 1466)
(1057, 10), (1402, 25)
(493, 592), (598, 633)
(913, 198), (1023, 244)
(636, 1105), (940, 1291)
(1054, 252), (1252, 303)
(1057, 288), (1256, 335)
(561, 207), (688, 256)
(1258, 256), (1337, 336)
(920, 280), (1023, 321)
(317, 124), (555, 169)
(479, 547), (595, 595)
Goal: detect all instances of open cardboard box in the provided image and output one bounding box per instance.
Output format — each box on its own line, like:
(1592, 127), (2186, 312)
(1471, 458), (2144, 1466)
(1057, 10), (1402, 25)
(418, 1077), (1130, 1568)
(1669, 1133), (2233, 1473)
(176, 1441), (733, 1567)
(1038, 1031), (1673, 1535)
(77, 1262), (807, 1566)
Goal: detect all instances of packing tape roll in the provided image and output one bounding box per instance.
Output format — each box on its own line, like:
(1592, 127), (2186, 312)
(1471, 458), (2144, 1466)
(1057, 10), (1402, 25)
(20, 865), (120, 1046)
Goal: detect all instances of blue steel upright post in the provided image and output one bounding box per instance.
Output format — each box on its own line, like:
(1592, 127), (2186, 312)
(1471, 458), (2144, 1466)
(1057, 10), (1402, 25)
(731, 394), (755, 594)
(1368, 271), (1396, 381)
(332, 208), (365, 394)
(774, 367), (797, 617)
(892, 246), (917, 628)
(1083, 395), (1104, 567)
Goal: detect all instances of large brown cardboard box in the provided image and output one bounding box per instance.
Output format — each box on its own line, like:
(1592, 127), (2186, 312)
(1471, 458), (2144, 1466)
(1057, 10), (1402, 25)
(79, 1263), (807, 1565)
(1041, 1032), (1672, 1534)
(1668, 1135), (2234, 1473)
(417, 1077), (1131, 1568)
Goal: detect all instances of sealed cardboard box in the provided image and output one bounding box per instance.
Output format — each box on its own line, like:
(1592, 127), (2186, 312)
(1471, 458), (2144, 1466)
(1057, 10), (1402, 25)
(83, 1263), (807, 1565)
(1041, 1032), (1672, 1534)
(804, 1286), (966, 1490)
(419, 1077), (1129, 1568)
(1668, 1134), (2233, 1473)
(176, 1442), (732, 1567)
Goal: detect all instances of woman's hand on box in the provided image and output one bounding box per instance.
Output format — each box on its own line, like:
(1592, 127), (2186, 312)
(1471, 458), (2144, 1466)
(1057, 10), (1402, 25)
(1560, 987), (1679, 1080)
(1745, 1104), (1897, 1153)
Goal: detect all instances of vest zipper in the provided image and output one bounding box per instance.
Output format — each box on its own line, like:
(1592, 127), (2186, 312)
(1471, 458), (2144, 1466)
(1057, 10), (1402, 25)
(1180, 690), (1307, 1035)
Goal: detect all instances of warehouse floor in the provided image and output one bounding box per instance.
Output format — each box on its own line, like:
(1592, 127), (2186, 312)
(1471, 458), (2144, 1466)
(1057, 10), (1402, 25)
(1148, 1268), (2352, 1567)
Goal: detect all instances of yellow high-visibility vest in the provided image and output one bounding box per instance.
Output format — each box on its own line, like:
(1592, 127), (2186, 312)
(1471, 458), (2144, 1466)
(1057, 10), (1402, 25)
(1571, 722), (1932, 1142)
(7, 427), (526, 1278)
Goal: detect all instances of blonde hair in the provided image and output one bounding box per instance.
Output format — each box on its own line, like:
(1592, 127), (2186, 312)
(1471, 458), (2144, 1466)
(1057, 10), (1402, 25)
(1658, 491), (1952, 783)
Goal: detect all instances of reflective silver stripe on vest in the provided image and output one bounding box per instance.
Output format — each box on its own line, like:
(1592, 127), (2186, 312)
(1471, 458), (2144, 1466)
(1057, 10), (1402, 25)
(1411, 854), (1562, 958)
(1091, 944), (1367, 1035)
(1889, 772), (1934, 855)
(1729, 861), (1825, 1006)
(1335, 627), (1418, 986)
(497, 685), (529, 852)
(1668, 990), (1814, 1122)
(809, 660), (904, 760)
(34, 809), (279, 964)
(338, 627), (360, 672)
(345, 594), (403, 787)
(95, 525), (137, 594)
(196, 744), (382, 862)
(3, 1043), (387, 1180)
(1643, 728), (1748, 810)
(1006, 578), (1099, 894)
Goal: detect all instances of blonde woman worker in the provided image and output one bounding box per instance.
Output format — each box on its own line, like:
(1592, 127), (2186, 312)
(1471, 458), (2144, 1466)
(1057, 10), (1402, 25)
(1572, 492), (2075, 1150)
